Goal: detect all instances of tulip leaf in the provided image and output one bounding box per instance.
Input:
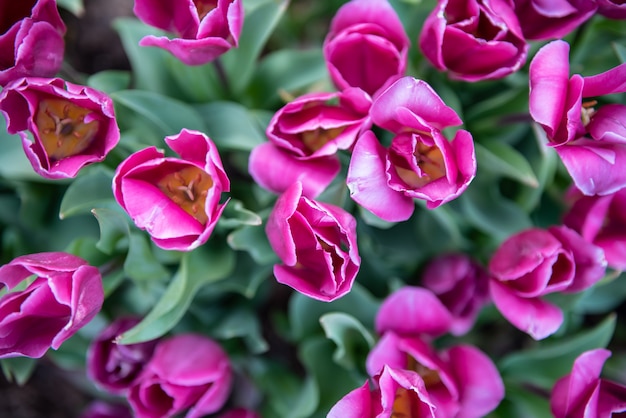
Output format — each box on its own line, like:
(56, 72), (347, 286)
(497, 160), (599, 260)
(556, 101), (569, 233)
(319, 312), (375, 371)
(0, 357), (37, 386)
(498, 314), (616, 391)
(475, 141), (539, 187)
(91, 207), (130, 254)
(227, 221), (277, 265)
(56, 0), (84, 15)
(194, 101), (266, 151)
(574, 274), (626, 314)
(0, 122), (42, 182)
(249, 48), (329, 108)
(200, 252), (271, 298)
(59, 167), (117, 219)
(613, 41), (626, 63)
(119, 241), (235, 344)
(123, 232), (170, 282)
(87, 70), (131, 94)
(209, 308), (269, 353)
(289, 283), (380, 342)
(491, 384), (553, 418)
(218, 199), (262, 229)
(111, 90), (207, 138)
(221, 0), (290, 95)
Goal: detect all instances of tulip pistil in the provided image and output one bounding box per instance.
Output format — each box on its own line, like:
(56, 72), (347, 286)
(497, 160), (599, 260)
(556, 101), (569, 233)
(158, 167), (213, 224)
(36, 99), (100, 161)
(581, 100), (597, 126)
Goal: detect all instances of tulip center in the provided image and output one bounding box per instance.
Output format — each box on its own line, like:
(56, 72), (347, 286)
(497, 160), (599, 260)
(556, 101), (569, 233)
(581, 100), (597, 126)
(301, 127), (345, 152)
(395, 142), (446, 188)
(157, 166), (213, 225)
(391, 387), (420, 418)
(193, 0), (218, 20)
(36, 99), (100, 161)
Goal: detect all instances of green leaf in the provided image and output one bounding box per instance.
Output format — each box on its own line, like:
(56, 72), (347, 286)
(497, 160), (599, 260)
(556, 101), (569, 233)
(574, 274), (626, 314)
(227, 223), (277, 265)
(218, 199), (262, 229)
(221, 0), (290, 95)
(475, 141), (539, 187)
(0, 121), (42, 182)
(319, 312), (375, 370)
(491, 384), (553, 418)
(123, 232), (170, 282)
(210, 309), (269, 353)
(119, 241), (235, 344)
(87, 70), (131, 94)
(112, 90), (207, 138)
(499, 314), (616, 390)
(0, 357), (37, 386)
(613, 42), (626, 63)
(91, 207), (130, 254)
(195, 101), (266, 151)
(249, 48), (328, 107)
(56, 0), (84, 15)
(59, 167), (116, 219)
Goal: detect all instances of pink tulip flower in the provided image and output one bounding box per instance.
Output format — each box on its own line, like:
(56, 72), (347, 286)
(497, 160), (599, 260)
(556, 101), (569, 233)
(266, 181), (360, 302)
(0, 77), (120, 179)
(365, 332), (505, 418)
(87, 317), (158, 394)
(128, 334), (232, 418)
(0, 0), (66, 86)
(134, 0), (243, 65)
(328, 365), (437, 418)
(113, 129), (230, 251)
(80, 401), (133, 418)
(489, 226), (606, 340)
(564, 187), (626, 271)
(0, 252), (104, 359)
(375, 286), (453, 338)
(422, 253), (491, 336)
(347, 77), (476, 222)
(419, 0), (528, 82)
(249, 88), (371, 198)
(529, 40), (626, 195)
(597, 0), (626, 19)
(323, 0), (409, 96)
(551, 349), (626, 417)
(511, 0), (597, 40)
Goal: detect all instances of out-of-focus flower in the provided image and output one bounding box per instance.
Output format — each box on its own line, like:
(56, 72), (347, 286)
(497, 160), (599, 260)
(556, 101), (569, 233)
(489, 225), (606, 340)
(347, 77), (475, 222)
(0, 252), (103, 359)
(134, 0), (243, 65)
(218, 408), (261, 418)
(128, 333), (232, 418)
(0, 77), (120, 179)
(564, 187), (626, 271)
(323, 0), (409, 96)
(79, 401), (133, 418)
(266, 181), (360, 302)
(365, 332), (505, 418)
(0, 0), (66, 86)
(597, 0), (626, 19)
(419, 0), (528, 81)
(249, 88), (371, 198)
(327, 365), (436, 418)
(511, 0), (596, 40)
(113, 129), (230, 251)
(375, 286), (453, 338)
(529, 40), (626, 196)
(87, 317), (158, 394)
(421, 253), (490, 336)
(551, 349), (626, 417)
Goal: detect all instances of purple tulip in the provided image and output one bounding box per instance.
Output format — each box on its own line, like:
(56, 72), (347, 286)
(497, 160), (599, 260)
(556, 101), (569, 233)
(0, 0), (66, 86)
(597, 0), (626, 19)
(564, 187), (626, 271)
(328, 365), (436, 418)
(347, 77), (476, 222)
(551, 349), (626, 417)
(375, 286), (453, 338)
(134, 0), (243, 65)
(489, 226), (606, 340)
(79, 401), (133, 418)
(511, 0), (597, 40)
(113, 129), (230, 251)
(249, 88), (371, 198)
(128, 333), (232, 418)
(365, 332), (505, 418)
(421, 253), (491, 336)
(266, 181), (360, 302)
(529, 40), (626, 196)
(323, 0), (409, 96)
(419, 0), (528, 82)
(87, 317), (158, 394)
(0, 77), (120, 179)
(0, 252), (104, 359)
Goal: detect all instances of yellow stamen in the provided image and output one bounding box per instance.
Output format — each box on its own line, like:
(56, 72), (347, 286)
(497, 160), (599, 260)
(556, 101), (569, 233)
(301, 127), (345, 152)
(395, 143), (446, 188)
(157, 166), (213, 224)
